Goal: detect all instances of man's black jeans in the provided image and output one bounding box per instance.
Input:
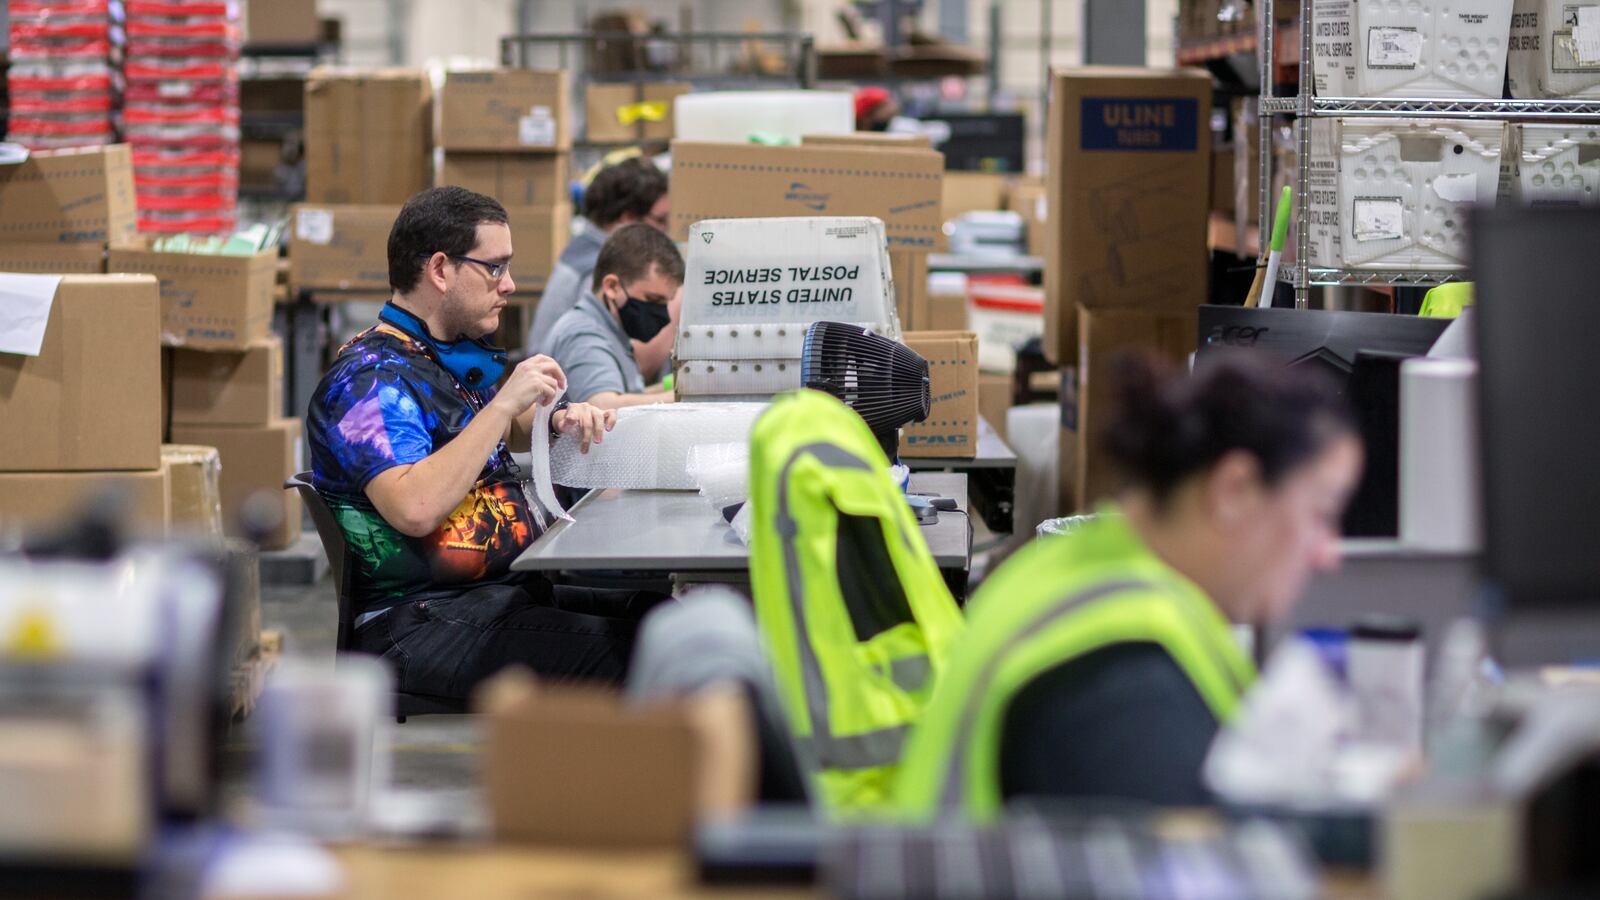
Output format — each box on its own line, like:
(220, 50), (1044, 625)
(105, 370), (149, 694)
(353, 578), (664, 699)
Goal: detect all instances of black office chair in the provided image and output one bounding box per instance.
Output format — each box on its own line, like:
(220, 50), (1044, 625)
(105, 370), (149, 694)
(285, 473), (468, 722)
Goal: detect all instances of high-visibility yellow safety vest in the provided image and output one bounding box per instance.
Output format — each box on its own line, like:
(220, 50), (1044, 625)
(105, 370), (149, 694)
(893, 508), (1256, 823)
(1420, 282), (1474, 318)
(748, 389), (967, 814)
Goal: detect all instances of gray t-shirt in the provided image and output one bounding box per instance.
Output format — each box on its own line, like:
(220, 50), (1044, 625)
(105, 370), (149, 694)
(546, 286), (646, 403)
(527, 224), (606, 355)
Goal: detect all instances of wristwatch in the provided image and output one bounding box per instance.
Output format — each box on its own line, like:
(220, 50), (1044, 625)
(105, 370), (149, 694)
(547, 398), (572, 437)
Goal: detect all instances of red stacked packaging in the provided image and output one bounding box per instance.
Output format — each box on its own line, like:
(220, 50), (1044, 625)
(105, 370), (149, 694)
(6, 0), (122, 150)
(123, 0), (239, 234)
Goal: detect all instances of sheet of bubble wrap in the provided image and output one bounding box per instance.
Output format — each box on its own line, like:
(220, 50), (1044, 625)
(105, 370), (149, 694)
(549, 402), (769, 490)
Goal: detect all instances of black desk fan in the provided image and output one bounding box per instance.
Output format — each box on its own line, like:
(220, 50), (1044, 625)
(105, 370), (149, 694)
(800, 322), (955, 524)
(800, 321), (930, 461)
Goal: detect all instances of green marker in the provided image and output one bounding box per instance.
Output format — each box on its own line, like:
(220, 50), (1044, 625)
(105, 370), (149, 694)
(1261, 185), (1293, 296)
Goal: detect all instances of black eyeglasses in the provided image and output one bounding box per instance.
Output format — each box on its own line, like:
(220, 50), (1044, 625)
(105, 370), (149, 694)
(449, 254), (511, 281)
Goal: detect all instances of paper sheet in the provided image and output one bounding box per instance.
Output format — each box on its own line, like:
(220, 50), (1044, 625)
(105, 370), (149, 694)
(1577, 8), (1600, 66)
(530, 388), (572, 523)
(0, 273), (62, 356)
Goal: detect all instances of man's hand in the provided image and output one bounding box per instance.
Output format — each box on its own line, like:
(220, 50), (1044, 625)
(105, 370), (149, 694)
(492, 355), (567, 418)
(552, 402), (617, 453)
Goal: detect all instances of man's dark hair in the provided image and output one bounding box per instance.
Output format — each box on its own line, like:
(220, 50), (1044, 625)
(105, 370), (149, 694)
(591, 222), (685, 292)
(583, 158), (668, 228)
(388, 186), (509, 294)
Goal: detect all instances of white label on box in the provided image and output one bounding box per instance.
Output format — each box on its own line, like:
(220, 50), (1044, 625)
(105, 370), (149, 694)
(518, 106), (556, 146)
(1433, 172), (1479, 203)
(1353, 198), (1405, 242)
(1368, 28), (1424, 69)
(1576, 8), (1600, 65)
(1035, 195), (1048, 222)
(295, 209), (334, 245)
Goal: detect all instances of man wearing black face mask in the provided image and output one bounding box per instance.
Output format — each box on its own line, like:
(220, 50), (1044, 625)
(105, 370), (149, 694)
(546, 222), (682, 410)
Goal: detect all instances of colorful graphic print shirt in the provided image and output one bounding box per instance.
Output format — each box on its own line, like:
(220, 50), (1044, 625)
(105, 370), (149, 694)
(308, 323), (542, 615)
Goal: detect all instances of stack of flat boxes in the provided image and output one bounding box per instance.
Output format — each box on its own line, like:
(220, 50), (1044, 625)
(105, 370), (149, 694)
(123, 1), (242, 236)
(5, 0), (120, 150)
(436, 68), (573, 323)
(288, 68), (435, 295)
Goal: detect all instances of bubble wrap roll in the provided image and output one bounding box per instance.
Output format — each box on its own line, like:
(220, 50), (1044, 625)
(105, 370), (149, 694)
(550, 403), (769, 490)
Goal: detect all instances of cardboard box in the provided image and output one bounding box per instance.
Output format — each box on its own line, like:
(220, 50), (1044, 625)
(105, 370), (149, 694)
(169, 418), (303, 550)
(162, 444), (224, 540)
(1044, 68), (1212, 367)
(0, 467), (170, 537)
(802, 131), (934, 149)
(505, 204), (571, 296)
(244, 0), (320, 45)
(0, 242), (106, 274)
(438, 153), (569, 208)
(480, 676), (698, 848)
(1075, 306), (1195, 511)
(288, 204), (398, 292)
(440, 69), (570, 152)
(170, 337), (284, 426)
(670, 141), (945, 252)
(0, 275), (161, 471)
(1008, 176), (1049, 259)
(927, 288), (969, 332)
(0, 144), (136, 246)
(585, 82), (690, 143)
(889, 250), (928, 329)
(899, 331), (979, 458)
(109, 241), (277, 349)
(942, 172), (1009, 221)
(305, 69), (433, 204)
(979, 372), (1013, 442)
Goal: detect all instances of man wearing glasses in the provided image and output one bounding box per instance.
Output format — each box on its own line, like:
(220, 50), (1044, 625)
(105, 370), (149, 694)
(304, 187), (660, 700)
(526, 156), (672, 375)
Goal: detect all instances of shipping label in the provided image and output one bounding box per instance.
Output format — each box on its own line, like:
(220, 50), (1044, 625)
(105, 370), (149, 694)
(1367, 27), (1423, 69)
(1352, 197), (1405, 242)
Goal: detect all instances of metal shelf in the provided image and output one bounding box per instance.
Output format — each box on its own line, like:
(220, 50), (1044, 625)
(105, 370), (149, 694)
(1276, 267), (1467, 289)
(1261, 95), (1600, 119)
(1254, 0), (1600, 307)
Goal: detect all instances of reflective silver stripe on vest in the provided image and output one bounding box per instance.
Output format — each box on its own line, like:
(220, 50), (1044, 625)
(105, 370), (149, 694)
(792, 722), (910, 770)
(937, 580), (1150, 810)
(774, 441), (910, 772)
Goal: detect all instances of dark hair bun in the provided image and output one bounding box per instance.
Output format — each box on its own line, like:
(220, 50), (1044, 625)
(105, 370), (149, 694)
(1101, 349), (1356, 501)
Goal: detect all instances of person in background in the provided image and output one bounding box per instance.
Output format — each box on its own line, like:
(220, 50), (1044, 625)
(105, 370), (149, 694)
(305, 187), (660, 701)
(894, 351), (1364, 819)
(545, 223), (682, 410)
(854, 86), (898, 132)
(527, 157), (672, 376)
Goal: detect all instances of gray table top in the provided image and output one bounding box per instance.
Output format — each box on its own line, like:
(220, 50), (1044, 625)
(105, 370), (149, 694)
(902, 416), (1017, 470)
(512, 472), (970, 573)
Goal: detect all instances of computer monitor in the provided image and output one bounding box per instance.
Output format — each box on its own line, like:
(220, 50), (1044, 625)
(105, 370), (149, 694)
(1471, 206), (1600, 610)
(1195, 306), (1451, 537)
(915, 113), (1025, 172)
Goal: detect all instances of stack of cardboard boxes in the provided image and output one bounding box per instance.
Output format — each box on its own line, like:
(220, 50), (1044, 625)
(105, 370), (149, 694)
(289, 69), (434, 294)
(436, 69), (574, 307)
(0, 141), (293, 549)
(0, 275), (171, 533)
(1044, 67), (1213, 513)
(168, 336), (302, 550)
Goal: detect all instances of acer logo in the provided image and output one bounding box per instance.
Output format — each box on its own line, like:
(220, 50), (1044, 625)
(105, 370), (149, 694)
(1206, 325), (1270, 346)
